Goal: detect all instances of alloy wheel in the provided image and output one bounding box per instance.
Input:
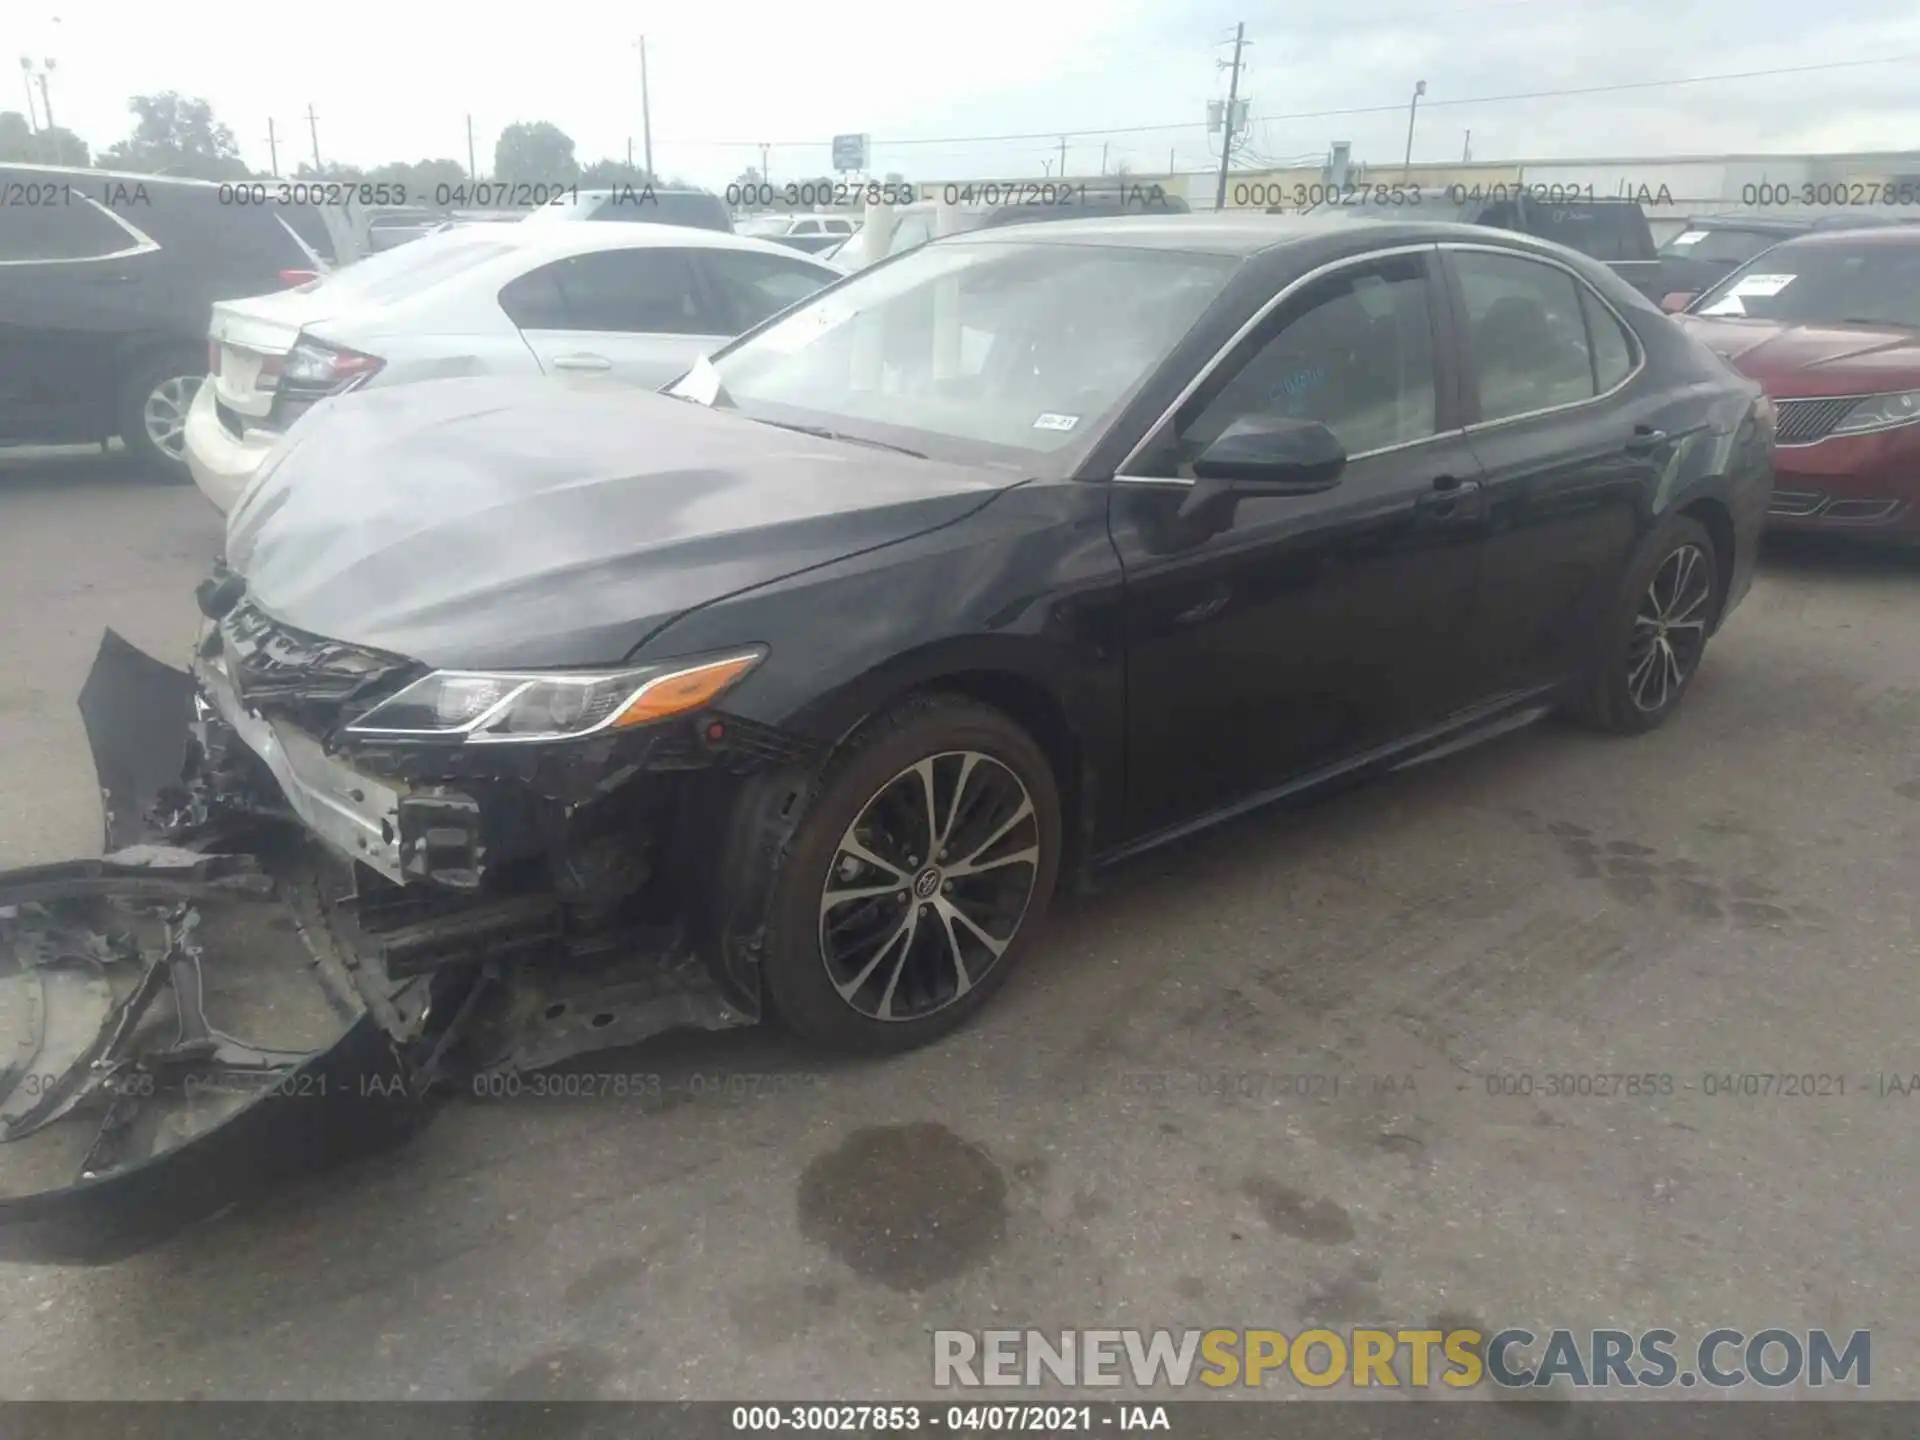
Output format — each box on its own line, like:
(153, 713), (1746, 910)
(142, 376), (201, 462)
(818, 750), (1042, 1022)
(1626, 542), (1712, 714)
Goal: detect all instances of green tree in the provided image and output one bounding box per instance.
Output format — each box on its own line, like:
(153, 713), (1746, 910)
(493, 121), (578, 186)
(293, 159), (367, 181)
(98, 92), (247, 179)
(0, 110), (89, 165)
(580, 156), (652, 189)
(367, 158), (468, 206)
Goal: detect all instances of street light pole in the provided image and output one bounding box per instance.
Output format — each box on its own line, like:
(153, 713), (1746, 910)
(1402, 79), (1426, 179)
(18, 58), (38, 134)
(636, 37), (654, 181)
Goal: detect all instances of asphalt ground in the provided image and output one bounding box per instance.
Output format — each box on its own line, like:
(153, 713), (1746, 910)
(0, 448), (1915, 1401)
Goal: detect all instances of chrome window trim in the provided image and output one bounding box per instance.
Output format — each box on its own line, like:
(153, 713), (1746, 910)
(1112, 242), (1443, 485)
(1436, 241), (1648, 435)
(0, 195), (160, 267)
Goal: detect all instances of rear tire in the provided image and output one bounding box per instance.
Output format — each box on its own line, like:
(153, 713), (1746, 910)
(1567, 515), (1719, 734)
(757, 694), (1062, 1054)
(116, 350), (204, 480)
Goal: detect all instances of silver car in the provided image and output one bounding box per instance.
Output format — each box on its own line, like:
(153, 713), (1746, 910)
(184, 221), (838, 513)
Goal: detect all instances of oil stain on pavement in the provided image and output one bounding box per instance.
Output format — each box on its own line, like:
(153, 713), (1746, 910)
(798, 1122), (1009, 1292)
(1241, 1175), (1356, 1244)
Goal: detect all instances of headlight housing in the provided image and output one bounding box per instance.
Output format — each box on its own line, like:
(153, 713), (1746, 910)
(1832, 390), (1920, 438)
(343, 650), (764, 744)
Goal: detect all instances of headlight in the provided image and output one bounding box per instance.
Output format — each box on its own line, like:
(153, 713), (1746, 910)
(343, 650), (764, 743)
(1832, 390), (1920, 437)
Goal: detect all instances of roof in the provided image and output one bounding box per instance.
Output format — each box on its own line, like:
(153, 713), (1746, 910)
(1754, 225), (1920, 251)
(0, 161), (230, 189)
(943, 210), (1502, 256)
(434, 217), (839, 264)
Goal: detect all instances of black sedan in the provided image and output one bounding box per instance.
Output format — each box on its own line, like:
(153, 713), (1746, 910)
(112, 215), (1779, 1058)
(0, 213), (1777, 1259)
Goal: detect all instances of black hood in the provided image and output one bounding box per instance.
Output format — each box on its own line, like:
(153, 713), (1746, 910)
(225, 376), (1018, 669)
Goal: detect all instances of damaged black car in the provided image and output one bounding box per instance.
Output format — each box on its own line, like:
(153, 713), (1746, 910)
(1, 214), (1772, 1259)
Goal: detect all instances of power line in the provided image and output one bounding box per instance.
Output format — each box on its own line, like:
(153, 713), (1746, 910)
(671, 52), (1916, 151)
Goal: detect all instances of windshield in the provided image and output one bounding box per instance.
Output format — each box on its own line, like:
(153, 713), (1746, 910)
(290, 229), (514, 304)
(1658, 227), (1780, 264)
(737, 216), (793, 237)
(670, 239), (1237, 468)
(1692, 240), (1920, 326)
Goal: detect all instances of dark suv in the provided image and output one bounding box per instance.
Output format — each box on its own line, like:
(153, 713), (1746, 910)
(1296, 188), (1663, 296)
(1, 164), (320, 474)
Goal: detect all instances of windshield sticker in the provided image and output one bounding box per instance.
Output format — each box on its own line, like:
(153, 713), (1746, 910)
(1670, 230), (1708, 246)
(1700, 271), (1797, 315)
(1033, 413), (1080, 432)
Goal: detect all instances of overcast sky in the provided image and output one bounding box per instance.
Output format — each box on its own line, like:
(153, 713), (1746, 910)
(13, 1), (1920, 187)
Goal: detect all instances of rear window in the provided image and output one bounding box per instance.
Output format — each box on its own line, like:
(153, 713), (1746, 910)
(1525, 202), (1652, 262)
(297, 230), (514, 306)
(590, 190), (733, 232)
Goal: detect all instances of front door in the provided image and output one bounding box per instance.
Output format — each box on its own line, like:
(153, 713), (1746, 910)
(1108, 246), (1491, 837)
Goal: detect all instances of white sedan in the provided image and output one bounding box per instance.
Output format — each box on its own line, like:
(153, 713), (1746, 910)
(184, 221), (842, 513)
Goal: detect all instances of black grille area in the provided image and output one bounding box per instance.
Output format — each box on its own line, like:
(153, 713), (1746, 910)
(219, 599), (419, 732)
(1773, 397), (1859, 446)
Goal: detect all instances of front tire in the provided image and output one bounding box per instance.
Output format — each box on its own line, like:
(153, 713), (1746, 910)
(760, 694), (1063, 1054)
(1569, 515), (1719, 734)
(117, 350), (204, 479)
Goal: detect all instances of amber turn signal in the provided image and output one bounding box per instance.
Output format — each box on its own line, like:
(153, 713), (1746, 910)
(611, 653), (762, 729)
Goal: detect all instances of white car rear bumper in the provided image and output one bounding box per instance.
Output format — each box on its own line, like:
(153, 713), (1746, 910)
(183, 382), (279, 515)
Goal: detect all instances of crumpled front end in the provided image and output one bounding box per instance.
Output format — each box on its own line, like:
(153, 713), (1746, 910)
(0, 605), (809, 1263)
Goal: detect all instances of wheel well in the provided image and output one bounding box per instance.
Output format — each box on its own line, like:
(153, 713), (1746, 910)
(1678, 497), (1736, 621)
(915, 670), (1087, 865)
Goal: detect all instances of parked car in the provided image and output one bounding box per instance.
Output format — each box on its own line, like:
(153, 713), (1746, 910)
(737, 213), (859, 253)
(524, 186), (734, 232)
(184, 220), (839, 513)
(1306, 189), (1664, 297)
(139, 213), (1767, 1074)
(837, 183), (1192, 268)
(1671, 227), (1920, 539)
(1655, 210), (1912, 299)
(0, 163), (319, 474)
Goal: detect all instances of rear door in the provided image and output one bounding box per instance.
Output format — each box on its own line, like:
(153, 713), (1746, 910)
(1438, 243), (1660, 698)
(499, 246), (733, 386)
(0, 186), (164, 445)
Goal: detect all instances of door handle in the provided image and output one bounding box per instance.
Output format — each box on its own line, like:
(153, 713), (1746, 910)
(1624, 425), (1668, 455)
(1415, 475), (1484, 522)
(551, 353), (612, 372)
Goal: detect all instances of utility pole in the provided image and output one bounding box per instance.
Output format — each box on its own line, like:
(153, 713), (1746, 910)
(265, 118), (279, 177)
(1462, 128), (1471, 163)
(35, 60), (55, 133)
(467, 115), (478, 181)
(1214, 22), (1247, 212)
(1101, 141), (1109, 175)
(18, 58), (39, 134)
(636, 37), (654, 180)
(1057, 136), (1067, 177)
(1401, 80), (1426, 179)
(306, 103), (321, 171)
(760, 141), (770, 186)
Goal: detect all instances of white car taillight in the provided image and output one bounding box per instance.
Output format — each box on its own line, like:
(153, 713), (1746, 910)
(270, 337), (385, 396)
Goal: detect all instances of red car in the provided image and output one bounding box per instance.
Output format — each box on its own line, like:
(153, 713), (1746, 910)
(1666, 228), (1920, 539)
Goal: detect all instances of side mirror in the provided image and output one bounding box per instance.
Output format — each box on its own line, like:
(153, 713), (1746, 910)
(1660, 291), (1698, 314)
(1190, 416), (1347, 491)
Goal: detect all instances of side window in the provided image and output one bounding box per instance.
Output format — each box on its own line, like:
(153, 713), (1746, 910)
(700, 250), (834, 331)
(824, 219), (854, 234)
(1579, 287), (1636, 392)
(0, 197), (145, 262)
(499, 249), (715, 334)
(1451, 251), (1595, 423)
(1134, 252), (1438, 474)
(791, 219), (820, 235)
